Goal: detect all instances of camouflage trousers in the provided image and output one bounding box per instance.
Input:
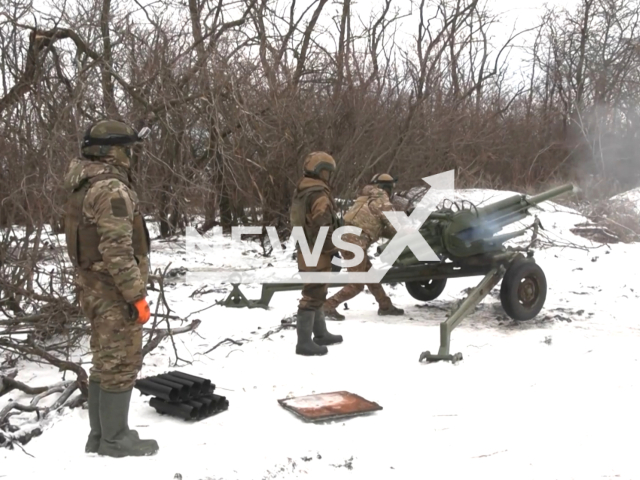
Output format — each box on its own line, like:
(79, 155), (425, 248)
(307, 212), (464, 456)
(80, 289), (143, 392)
(325, 234), (391, 310)
(297, 248), (332, 311)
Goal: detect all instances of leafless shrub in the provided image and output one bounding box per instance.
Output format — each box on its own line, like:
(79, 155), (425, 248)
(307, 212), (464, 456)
(572, 197), (640, 243)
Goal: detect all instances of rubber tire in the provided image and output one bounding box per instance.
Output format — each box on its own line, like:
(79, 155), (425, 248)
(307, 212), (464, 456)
(500, 261), (547, 320)
(405, 278), (447, 302)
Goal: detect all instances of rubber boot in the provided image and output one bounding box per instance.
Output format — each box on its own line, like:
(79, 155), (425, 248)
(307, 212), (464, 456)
(98, 388), (159, 458)
(295, 310), (328, 356)
(378, 305), (404, 316)
(323, 302), (346, 321)
(86, 381), (141, 454)
(313, 309), (343, 346)
(85, 380), (101, 453)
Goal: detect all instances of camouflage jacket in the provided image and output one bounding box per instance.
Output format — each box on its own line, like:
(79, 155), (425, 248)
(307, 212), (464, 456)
(343, 185), (396, 246)
(64, 157), (149, 303)
(292, 176), (339, 254)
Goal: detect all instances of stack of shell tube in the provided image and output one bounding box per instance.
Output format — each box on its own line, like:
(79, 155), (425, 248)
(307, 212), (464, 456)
(135, 371), (229, 420)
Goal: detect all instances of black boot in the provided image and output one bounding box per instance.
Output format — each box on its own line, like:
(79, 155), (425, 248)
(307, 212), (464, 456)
(98, 388), (159, 458)
(323, 303), (346, 321)
(378, 305), (404, 316)
(313, 309), (343, 346)
(295, 309), (328, 356)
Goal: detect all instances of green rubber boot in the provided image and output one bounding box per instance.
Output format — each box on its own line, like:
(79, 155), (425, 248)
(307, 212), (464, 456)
(295, 310), (328, 356)
(85, 380), (102, 453)
(313, 309), (343, 346)
(86, 380), (141, 453)
(97, 388), (158, 458)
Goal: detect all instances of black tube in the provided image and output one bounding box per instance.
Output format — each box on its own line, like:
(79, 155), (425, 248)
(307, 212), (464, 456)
(135, 378), (179, 402)
(148, 377), (190, 400)
(149, 397), (198, 420)
(209, 393), (229, 411)
(186, 400), (207, 419)
(157, 374), (200, 398)
(198, 396), (216, 416)
(169, 371), (212, 395)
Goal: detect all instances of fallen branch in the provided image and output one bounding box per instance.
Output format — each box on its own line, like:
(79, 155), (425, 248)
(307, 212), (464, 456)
(0, 380), (74, 424)
(571, 224), (621, 243)
(0, 374), (44, 398)
(0, 404), (42, 426)
(29, 383), (68, 406)
(51, 382), (78, 410)
(199, 338), (245, 355)
(0, 426), (43, 450)
(141, 319), (202, 358)
(262, 317), (296, 340)
(0, 339), (88, 396)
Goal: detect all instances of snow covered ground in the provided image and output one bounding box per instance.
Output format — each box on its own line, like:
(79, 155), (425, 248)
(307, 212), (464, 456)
(2, 188), (640, 480)
(612, 187), (640, 215)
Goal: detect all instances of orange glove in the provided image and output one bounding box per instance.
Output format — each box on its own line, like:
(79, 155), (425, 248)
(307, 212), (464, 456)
(133, 298), (151, 324)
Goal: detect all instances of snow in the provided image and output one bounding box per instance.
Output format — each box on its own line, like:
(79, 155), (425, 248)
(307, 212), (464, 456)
(2, 188), (640, 480)
(611, 187), (640, 214)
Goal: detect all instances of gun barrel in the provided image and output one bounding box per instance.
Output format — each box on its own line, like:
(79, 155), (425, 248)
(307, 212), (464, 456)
(526, 184), (574, 206)
(475, 194), (524, 218)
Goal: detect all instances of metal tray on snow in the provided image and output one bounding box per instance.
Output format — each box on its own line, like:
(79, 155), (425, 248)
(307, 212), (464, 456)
(278, 391), (382, 423)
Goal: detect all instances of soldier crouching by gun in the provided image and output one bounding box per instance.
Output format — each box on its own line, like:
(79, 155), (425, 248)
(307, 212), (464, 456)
(64, 120), (158, 457)
(323, 174), (405, 321)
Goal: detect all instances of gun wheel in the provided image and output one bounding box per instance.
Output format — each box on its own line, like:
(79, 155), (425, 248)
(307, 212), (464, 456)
(405, 279), (447, 302)
(500, 261), (547, 321)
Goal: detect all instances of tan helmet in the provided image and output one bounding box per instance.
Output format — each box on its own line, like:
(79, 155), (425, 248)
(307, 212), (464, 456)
(81, 120), (150, 157)
(371, 173), (397, 195)
(370, 173), (396, 184)
(303, 151), (336, 178)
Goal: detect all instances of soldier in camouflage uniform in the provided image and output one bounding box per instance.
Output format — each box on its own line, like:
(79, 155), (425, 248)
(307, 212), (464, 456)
(323, 173), (405, 320)
(290, 152), (343, 356)
(64, 120), (158, 457)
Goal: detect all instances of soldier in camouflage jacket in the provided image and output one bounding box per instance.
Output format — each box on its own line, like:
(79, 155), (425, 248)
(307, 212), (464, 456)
(323, 174), (405, 320)
(64, 120), (158, 457)
(290, 152), (343, 355)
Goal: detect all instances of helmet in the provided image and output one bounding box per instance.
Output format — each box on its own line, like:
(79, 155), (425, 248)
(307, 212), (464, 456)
(81, 120), (150, 157)
(303, 152), (336, 178)
(370, 173), (397, 196)
(370, 173), (396, 184)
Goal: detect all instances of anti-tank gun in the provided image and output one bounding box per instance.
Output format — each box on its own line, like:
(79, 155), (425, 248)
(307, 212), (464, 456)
(387, 184), (574, 262)
(221, 183), (575, 364)
(376, 183), (574, 362)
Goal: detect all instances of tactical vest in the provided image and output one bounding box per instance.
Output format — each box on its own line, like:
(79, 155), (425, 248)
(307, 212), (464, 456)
(343, 194), (370, 226)
(290, 185), (340, 241)
(65, 172), (150, 270)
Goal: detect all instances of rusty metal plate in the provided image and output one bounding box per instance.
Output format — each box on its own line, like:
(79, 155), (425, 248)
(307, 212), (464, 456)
(278, 391), (382, 422)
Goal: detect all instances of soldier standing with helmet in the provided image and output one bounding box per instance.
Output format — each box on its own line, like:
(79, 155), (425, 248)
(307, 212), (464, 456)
(64, 120), (158, 457)
(290, 152), (343, 356)
(323, 173), (405, 320)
